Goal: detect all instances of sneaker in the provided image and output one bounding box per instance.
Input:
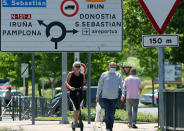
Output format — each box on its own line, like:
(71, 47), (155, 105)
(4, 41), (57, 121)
(106, 129), (111, 131)
(132, 124), (138, 129)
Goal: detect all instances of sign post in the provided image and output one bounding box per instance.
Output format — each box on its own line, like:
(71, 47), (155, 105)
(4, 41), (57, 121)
(21, 63), (29, 95)
(87, 53), (91, 124)
(48, 77), (56, 99)
(42, 78), (45, 97)
(138, 0), (181, 130)
(74, 52), (80, 61)
(31, 53), (35, 125)
(158, 47), (165, 130)
(60, 52), (69, 124)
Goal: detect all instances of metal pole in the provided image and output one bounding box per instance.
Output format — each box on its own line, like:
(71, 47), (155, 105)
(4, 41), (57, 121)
(12, 96), (15, 121)
(42, 78), (44, 97)
(121, 59), (124, 77)
(151, 52), (155, 106)
(32, 53), (35, 125)
(173, 92), (176, 130)
(51, 84), (53, 99)
(35, 97), (37, 117)
(23, 77), (26, 95)
(87, 53), (91, 124)
(0, 98), (2, 121)
(74, 52), (80, 61)
(19, 95), (22, 121)
(60, 52), (69, 124)
(158, 47), (165, 131)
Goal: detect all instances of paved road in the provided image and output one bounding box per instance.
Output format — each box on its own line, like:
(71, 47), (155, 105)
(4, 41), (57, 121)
(0, 121), (158, 131)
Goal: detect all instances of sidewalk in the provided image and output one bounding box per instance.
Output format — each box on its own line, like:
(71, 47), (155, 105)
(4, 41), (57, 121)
(0, 120), (158, 131)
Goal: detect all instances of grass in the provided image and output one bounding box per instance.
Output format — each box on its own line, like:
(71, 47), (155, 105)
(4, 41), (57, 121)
(36, 108), (158, 123)
(115, 109), (157, 123)
(36, 117), (63, 121)
(0, 127), (24, 131)
(0, 127), (20, 131)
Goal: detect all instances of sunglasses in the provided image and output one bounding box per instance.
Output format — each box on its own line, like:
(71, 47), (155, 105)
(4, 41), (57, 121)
(75, 66), (81, 68)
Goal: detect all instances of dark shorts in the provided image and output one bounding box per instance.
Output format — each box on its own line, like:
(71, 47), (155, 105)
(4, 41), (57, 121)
(69, 92), (84, 111)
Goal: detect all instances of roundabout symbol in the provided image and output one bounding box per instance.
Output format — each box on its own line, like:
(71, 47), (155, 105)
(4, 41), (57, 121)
(38, 20), (78, 49)
(60, 0), (79, 17)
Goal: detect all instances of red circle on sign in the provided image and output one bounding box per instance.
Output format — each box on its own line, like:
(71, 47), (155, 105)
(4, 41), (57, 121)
(81, 63), (87, 75)
(60, 0), (79, 17)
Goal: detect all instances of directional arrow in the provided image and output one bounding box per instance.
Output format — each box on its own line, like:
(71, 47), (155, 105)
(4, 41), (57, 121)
(138, 0), (181, 34)
(66, 29), (78, 34)
(37, 20), (78, 50)
(37, 20), (47, 27)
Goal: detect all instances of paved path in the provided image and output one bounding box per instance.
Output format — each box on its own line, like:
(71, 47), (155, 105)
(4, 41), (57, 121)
(138, 107), (158, 116)
(0, 121), (158, 131)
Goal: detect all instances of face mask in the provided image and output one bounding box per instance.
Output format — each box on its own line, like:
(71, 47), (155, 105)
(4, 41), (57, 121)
(109, 68), (116, 73)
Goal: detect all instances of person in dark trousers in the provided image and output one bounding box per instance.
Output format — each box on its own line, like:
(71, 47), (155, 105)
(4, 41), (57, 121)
(123, 68), (142, 128)
(5, 88), (13, 107)
(96, 62), (125, 131)
(65, 61), (87, 127)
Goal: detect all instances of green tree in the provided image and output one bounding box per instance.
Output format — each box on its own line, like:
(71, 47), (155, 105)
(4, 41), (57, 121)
(123, 0), (158, 77)
(165, 1), (184, 63)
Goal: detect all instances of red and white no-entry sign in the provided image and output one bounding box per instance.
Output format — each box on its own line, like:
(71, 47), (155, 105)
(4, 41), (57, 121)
(60, 0), (79, 17)
(138, 0), (181, 34)
(80, 63), (87, 75)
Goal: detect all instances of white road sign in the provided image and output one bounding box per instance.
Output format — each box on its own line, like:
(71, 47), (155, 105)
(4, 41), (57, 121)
(138, 0), (181, 34)
(155, 62), (182, 85)
(21, 63), (29, 78)
(1, 0), (123, 52)
(142, 35), (179, 47)
(165, 65), (175, 81)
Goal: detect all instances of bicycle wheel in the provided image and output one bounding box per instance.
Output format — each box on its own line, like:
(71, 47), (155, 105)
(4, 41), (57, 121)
(71, 122), (76, 131)
(80, 122), (83, 131)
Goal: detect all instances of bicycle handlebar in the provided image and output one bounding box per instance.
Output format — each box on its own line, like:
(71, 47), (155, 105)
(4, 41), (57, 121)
(73, 87), (83, 91)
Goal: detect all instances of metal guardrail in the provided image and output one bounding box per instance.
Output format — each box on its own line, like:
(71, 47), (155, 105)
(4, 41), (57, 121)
(0, 96), (52, 121)
(164, 89), (184, 131)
